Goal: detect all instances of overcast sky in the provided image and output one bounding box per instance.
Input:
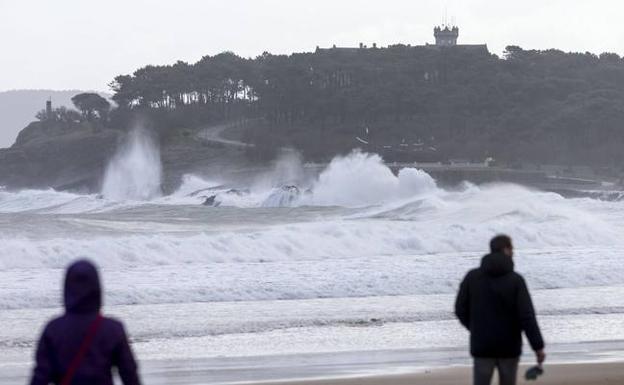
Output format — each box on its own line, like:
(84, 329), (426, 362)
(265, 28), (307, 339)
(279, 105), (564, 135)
(1, 0), (624, 92)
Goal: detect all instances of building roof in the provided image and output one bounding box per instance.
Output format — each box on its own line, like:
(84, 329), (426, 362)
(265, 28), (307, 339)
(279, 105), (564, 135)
(316, 44), (489, 54)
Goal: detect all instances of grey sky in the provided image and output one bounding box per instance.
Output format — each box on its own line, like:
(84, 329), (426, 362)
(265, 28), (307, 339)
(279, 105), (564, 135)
(1, 0), (623, 92)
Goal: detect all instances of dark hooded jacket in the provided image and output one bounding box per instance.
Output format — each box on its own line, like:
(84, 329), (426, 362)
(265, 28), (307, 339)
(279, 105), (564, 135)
(455, 252), (544, 358)
(30, 260), (141, 385)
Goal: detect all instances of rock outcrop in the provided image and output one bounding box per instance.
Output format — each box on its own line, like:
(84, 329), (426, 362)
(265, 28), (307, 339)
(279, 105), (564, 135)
(0, 121), (120, 191)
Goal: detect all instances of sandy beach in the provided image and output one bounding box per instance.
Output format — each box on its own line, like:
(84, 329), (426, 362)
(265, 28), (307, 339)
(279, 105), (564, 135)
(258, 362), (624, 385)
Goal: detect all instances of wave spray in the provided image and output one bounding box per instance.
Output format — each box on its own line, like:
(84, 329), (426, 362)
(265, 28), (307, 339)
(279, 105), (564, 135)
(101, 128), (162, 201)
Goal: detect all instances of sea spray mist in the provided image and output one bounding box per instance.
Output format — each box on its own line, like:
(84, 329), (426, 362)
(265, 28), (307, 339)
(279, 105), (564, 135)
(101, 128), (162, 201)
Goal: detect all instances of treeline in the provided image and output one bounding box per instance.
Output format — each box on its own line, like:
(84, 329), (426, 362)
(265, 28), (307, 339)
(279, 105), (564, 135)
(108, 46), (624, 166)
(37, 93), (111, 123)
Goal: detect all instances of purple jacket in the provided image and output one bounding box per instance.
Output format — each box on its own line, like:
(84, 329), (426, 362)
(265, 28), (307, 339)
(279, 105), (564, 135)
(30, 261), (141, 385)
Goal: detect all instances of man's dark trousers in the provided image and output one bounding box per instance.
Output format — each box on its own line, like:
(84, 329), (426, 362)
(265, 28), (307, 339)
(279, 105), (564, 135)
(473, 357), (519, 385)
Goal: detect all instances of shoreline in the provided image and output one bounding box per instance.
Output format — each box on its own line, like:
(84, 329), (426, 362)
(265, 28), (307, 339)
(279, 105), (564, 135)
(245, 362), (624, 385)
(5, 343), (624, 384)
(130, 341), (624, 385)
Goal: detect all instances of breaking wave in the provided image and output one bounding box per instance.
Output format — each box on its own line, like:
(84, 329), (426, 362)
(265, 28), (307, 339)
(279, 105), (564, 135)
(1, 150), (623, 274)
(305, 152), (437, 207)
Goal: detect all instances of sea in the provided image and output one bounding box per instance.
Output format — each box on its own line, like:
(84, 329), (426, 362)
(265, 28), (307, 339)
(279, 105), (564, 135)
(2, 132), (624, 383)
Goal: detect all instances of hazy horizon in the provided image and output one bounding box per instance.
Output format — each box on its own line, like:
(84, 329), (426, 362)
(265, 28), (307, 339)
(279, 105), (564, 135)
(2, 0), (624, 92)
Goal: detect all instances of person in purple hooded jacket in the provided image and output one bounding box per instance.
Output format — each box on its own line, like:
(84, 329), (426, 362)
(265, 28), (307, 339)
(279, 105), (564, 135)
(30, 260), (141, 385)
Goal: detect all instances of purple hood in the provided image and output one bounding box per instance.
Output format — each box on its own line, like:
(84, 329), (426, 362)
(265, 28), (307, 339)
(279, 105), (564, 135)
(64, 260), (102, 314)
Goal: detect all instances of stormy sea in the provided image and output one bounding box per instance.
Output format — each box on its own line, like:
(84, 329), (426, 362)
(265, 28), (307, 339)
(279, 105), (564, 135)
(3, 131), (624, 383)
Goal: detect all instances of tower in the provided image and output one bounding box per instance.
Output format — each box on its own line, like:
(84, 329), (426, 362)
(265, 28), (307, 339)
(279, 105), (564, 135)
(46, 98), (52, 118)
(434, 25), (459, 46)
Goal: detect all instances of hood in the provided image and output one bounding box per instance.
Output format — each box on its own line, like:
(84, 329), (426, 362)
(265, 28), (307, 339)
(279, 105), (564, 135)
(480, 252), (514, 277)
(64, 260), (101, 314)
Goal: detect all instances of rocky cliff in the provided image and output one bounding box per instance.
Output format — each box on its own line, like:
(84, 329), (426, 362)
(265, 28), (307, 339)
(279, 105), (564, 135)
(0, 121), (120, 191)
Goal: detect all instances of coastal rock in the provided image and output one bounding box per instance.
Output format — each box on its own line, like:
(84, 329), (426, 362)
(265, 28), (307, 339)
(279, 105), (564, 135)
(202, 195), (219, 207)
(0, 121), (120, 191)
(262, 185), (301, 207)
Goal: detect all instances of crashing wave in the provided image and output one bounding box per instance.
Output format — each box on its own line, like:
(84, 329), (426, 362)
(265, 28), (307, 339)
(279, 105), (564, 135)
(102, 128), (162, 201)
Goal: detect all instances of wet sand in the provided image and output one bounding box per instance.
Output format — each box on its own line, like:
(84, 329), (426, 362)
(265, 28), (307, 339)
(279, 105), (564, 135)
(258, 362), (624, 385)
(5, 360), (624, 384)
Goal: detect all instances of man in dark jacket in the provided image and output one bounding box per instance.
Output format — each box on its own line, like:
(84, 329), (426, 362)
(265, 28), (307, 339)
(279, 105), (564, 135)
(30, 260), (141, 385)
(455, 235), (545, 385)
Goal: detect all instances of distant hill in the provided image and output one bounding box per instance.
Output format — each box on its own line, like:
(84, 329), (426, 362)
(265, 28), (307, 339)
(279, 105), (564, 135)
(0, 90), (109, 148)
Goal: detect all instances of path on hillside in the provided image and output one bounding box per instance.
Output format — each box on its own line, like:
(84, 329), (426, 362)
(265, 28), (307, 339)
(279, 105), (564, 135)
(197, 120), (255, 148)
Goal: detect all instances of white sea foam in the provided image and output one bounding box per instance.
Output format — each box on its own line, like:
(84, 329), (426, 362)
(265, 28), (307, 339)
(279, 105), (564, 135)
(0, 152), (622, 282)
(304, 151), (438, 207)
(2, 149), (619, 215)
(0, 182), (621, 269)
(4, 151), (624, 367)
(253, 149), (308, 191)
(0, 188), (125, 214)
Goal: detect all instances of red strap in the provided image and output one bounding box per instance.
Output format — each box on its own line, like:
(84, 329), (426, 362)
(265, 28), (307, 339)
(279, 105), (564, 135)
(61, 313), (104, 385)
